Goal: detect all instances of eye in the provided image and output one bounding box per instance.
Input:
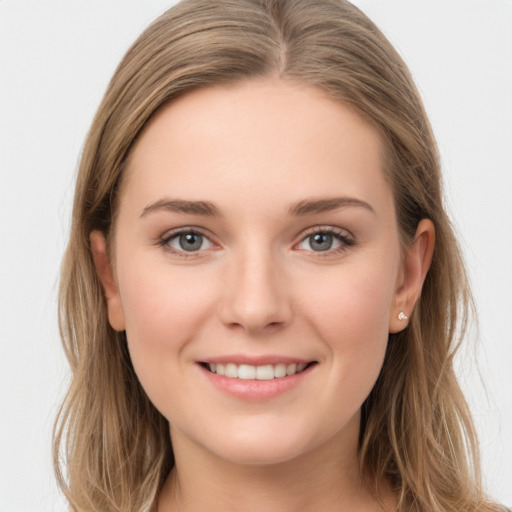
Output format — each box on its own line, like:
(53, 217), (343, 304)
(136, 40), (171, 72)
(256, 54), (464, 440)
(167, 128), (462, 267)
(297, 228), (354, 253)
(162, 230), (214, 253)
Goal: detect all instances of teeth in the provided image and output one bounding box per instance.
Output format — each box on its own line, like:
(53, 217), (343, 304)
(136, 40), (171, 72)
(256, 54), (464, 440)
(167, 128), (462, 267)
(274, 363), (287, 378)
(225, 363), (238, 378)
(286, 363), (297, 376)
(238, 364), (256, 380)
(205, 362), (310, 379)
(256, 365), (274, 380)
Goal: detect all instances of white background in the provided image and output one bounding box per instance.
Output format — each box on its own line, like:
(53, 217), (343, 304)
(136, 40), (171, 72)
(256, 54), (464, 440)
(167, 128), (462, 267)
(0, 1), (511, 510)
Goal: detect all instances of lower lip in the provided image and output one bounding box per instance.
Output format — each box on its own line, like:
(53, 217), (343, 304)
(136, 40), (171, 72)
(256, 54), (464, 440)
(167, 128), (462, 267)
(199, 364), (315, 400)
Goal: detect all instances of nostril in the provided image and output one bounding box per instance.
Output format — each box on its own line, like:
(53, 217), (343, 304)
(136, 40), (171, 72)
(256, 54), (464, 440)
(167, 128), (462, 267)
(216, 270), (292, 333)
(223, 318), (287, 334)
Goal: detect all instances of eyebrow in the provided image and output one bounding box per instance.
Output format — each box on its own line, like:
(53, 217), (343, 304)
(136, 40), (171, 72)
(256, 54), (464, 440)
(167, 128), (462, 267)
(141, 198), (222, 218)
(288, 196), (375, 216)
(140, 195), (375, 218)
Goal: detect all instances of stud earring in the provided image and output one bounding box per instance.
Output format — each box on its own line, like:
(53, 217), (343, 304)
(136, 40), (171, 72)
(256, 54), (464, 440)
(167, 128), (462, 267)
(398, 311), (408, 321)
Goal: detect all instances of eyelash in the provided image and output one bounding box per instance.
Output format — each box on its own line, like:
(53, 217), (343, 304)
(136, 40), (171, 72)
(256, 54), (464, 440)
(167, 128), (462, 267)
(158, 227), (217, 259)
(296, 226), (355, 257)
(158, 226), (355, 258)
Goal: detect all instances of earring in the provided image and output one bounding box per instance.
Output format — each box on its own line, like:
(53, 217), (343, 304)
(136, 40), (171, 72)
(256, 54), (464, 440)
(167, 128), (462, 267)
(398, 311), (408, 321)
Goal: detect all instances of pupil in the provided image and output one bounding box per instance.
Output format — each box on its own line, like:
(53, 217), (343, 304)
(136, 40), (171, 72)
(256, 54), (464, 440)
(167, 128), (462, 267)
(311, 233), (332, 251)
(179, 233), (202, 251)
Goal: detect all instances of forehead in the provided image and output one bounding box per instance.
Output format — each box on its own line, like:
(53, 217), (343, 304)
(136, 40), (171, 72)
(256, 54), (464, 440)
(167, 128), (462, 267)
(122, 79), (392, 216)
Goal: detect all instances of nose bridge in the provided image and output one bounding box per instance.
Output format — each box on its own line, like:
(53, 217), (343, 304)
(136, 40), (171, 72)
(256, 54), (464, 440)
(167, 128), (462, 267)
(219, 237), (291, 333)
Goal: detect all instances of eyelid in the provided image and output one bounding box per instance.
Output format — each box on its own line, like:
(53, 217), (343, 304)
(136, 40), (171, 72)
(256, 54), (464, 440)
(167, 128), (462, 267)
(158, 226), (219, 256)
(156, 224), (354, 258)
(299, 225), (353, 238)
(294, 225), (355, 254)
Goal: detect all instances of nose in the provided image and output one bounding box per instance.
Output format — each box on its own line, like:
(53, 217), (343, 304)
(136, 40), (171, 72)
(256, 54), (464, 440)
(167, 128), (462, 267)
(218, 247), (292, 335)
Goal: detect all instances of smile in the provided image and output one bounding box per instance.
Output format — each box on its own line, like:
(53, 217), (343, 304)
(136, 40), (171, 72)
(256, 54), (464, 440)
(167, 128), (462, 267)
(203, 362), (313, 380)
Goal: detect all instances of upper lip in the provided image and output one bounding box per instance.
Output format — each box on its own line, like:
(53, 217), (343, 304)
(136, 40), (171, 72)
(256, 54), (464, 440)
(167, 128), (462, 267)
(198, 354), (315, 366)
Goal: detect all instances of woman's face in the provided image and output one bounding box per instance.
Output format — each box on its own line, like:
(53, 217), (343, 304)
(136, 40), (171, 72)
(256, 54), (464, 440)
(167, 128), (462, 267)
(93, 79), (425, 466)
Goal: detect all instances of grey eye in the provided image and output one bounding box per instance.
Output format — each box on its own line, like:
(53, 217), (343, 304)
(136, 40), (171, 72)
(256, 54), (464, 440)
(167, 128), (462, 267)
(180, 233), (203, 251)
(298, 231), (346, 252)
(308, 233), (334, 251)
(168, 232), (213, 252)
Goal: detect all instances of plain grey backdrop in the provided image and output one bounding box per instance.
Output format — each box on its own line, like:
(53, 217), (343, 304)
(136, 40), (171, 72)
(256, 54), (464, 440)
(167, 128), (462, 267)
(1, 1), (511, 510)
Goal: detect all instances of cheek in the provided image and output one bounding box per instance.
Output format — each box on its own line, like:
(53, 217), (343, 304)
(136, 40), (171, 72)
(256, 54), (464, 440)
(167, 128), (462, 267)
(298, 262), (397, 391)
(301, 261), (396, 340)
(116, 257), (218, 380)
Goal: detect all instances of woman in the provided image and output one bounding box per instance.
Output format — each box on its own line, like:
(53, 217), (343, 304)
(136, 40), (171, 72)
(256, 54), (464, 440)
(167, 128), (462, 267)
(53, 0), (509, 511)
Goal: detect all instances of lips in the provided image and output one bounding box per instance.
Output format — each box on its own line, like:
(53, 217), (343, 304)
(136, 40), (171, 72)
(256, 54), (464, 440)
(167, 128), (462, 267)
(197, 355), (317, 399)
(199, 358), (317, 400)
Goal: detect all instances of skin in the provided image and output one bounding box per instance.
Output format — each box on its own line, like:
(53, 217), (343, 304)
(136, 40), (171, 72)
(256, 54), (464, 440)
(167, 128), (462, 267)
(91, 79), (434, 511)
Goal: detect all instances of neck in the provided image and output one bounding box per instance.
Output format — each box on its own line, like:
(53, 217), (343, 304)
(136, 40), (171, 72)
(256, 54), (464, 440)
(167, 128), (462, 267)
(157, 418), (396, 512)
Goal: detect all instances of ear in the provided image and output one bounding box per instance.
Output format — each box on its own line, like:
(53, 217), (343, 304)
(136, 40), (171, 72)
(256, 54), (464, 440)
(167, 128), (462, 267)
(90, 230), (126, 331)
(389, 219), (435, 333)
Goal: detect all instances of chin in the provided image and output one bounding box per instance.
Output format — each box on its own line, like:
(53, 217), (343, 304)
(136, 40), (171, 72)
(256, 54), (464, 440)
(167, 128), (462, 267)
(190, 417), (345, 467)
(211, 439), (311, 466)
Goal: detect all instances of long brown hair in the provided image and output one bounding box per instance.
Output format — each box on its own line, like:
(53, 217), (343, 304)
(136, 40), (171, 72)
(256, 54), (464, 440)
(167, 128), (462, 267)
(54, 1), (496, 510)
